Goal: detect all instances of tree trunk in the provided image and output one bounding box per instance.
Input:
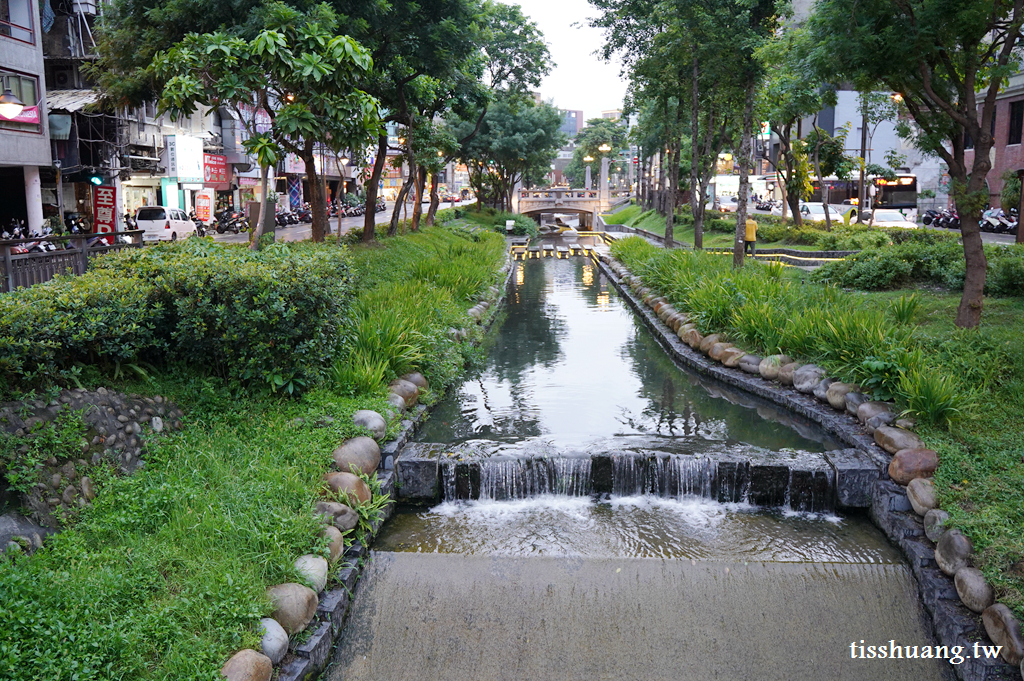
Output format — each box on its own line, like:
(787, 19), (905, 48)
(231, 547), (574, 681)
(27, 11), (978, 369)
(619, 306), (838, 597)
(689, 55), (701, 221)
(425, 172), (440, 225)
(249, 163), (270, 251)
(388, 179), (412, 237)
(734, 81), (755, 268)
(665, 142), (676, 247)
(302, 148), (328, 242)
(411, 165), (427, 231)
(956, 211), (987, 327)
(954, 148), (992, 328)
(362, 134), (388, 243)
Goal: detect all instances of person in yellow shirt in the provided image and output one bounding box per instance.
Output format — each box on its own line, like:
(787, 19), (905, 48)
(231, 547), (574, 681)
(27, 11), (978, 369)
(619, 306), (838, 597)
(744, 216), (757, 256)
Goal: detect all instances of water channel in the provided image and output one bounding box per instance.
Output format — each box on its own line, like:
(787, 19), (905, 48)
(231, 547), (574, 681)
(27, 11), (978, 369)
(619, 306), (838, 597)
(326, 256), (949, 681)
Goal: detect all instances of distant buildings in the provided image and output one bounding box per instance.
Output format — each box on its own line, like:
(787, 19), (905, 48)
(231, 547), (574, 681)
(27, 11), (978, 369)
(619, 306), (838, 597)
(601, 109), (622, 121)
(559, 109), (583, 138)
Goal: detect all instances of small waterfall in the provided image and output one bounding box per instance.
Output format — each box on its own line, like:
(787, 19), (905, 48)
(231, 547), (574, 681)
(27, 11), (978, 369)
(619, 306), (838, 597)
(435, 452), (834, 511)
(478, 457), (592, 500)
(611, 454), (733, 501)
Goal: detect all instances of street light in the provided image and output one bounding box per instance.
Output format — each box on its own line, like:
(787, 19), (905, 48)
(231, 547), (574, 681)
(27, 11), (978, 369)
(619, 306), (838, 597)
(583, 155), (594, 162)
(598, 143), (611, 152)
(0, 77), (25, 120)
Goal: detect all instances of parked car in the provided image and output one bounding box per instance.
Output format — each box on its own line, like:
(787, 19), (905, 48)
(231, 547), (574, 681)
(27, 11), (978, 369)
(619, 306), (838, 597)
(799, 203), (851, 223)
(135, 206), (196, 243)
(862, 209), (918, 229)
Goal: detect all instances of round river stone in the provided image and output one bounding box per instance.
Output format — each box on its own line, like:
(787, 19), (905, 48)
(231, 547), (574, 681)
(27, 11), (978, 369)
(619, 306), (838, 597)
(777, 362), (802, 386)
(935, 529), (973, 576)
(294, 554), (328, 593)
(400, 372), (429, 391)
(955, 567), (994, 613)
(738, 355), (762, 374)
(266, 583), (318, 634)
(708, 342), (735, 361)
(923, 509), (950, 542)
(906, 477), (937, 516)
(982, 603), (1024, 665)
(699, 334), (724, 355)
(259, 617), (289, 664)
(888, 448), (938, 486)
(758, 355), (792, 381)
(793, 364), (826, 394)
(323, 471), (371, 505)
(825, 382), (857, 410)
(322, 525), (344, 562)
(333, 436), (381, 476)
(221, 649), (272, 681)
(352, 410), (386, 440)
(874, 426), (924, 455)
(389, 379), (419, 408)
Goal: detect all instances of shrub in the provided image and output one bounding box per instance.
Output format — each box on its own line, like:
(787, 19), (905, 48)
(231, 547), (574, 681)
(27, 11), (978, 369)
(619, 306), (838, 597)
(889, 293), (921, 325)
(0, 240), (353, 394)
(899, 369), (966, 425)
(493, 212), (538, 238)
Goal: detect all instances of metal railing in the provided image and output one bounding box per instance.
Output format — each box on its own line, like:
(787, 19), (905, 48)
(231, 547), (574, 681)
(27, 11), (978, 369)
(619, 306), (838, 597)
(1, 230), (144, 293)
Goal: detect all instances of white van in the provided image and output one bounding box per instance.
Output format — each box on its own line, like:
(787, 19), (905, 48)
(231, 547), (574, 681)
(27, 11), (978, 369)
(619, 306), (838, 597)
(135, 206), (196, 243)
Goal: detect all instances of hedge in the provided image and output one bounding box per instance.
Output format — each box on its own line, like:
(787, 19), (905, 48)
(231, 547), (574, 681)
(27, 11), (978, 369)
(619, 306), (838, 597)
(0, 239), (353, 393)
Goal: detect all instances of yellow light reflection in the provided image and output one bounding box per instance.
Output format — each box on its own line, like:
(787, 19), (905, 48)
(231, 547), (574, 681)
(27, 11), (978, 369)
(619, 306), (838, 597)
(582, 263), (594, 287)
(516, 266), (525, 286)
(596, 291), (610, 311)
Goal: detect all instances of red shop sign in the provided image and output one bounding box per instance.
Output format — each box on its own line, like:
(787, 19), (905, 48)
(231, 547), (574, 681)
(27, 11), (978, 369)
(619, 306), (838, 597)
(203, 154), (230, 188)
(93, 185), (117, 245)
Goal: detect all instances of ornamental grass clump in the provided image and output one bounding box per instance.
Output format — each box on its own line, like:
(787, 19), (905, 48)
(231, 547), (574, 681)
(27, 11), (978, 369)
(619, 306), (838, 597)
(608, 235), (966, 425)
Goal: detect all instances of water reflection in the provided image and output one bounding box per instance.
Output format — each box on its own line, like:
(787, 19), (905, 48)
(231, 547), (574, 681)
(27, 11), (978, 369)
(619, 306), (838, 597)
(417, 257), (835, 453)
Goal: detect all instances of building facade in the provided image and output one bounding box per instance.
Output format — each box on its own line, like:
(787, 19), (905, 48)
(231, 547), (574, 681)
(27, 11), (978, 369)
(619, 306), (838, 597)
(0, 0), (50, 233)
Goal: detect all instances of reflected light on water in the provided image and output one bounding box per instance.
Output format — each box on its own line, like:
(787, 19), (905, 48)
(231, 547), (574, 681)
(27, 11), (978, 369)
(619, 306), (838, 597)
(581, 262), (593, 287)
(596, 291), (610, 311)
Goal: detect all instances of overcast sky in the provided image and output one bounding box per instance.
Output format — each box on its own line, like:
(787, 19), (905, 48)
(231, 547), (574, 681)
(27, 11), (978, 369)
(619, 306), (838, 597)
(500, 0), (630, 120)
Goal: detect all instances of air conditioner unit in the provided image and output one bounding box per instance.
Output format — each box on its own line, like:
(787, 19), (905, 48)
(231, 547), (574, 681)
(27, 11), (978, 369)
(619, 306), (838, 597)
(72, 0), (97, 15)
(53, 66), (74, 89)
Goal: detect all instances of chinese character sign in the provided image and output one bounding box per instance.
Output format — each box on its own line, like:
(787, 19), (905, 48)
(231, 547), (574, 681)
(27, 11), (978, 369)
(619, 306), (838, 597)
(204, 154), (229, 184)
(93, 185), (117, 245)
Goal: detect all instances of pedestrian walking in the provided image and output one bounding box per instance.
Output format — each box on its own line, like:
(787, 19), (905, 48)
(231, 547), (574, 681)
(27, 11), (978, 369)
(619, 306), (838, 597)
(744, 215), (758, 256)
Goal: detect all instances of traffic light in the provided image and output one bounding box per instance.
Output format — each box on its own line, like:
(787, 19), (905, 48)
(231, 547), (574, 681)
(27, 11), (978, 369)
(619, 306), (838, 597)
(88, 173), (103, 186)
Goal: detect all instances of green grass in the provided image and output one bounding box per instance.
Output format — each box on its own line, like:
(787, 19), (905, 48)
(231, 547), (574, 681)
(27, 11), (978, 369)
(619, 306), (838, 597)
(0, 227), (508, 679)
(615, 236), (1024, 620)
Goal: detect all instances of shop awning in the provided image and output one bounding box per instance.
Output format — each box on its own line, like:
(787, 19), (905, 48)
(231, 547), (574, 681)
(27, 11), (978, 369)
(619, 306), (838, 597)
(46, 89), (99, 113)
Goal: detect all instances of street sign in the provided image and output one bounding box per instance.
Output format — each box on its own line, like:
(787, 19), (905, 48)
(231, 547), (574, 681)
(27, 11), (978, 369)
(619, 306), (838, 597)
(759, 122), (771, 139)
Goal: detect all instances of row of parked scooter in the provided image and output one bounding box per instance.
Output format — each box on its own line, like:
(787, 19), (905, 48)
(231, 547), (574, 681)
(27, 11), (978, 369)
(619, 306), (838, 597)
(1, 216), (133, 253)
(922, 207), (1019, 235)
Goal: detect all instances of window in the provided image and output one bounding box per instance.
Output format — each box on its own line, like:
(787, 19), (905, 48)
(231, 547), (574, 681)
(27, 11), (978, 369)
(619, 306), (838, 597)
(0, 0), (33, 43)
(1010, 101), (1024, 145)
(0, 70), (39, 132)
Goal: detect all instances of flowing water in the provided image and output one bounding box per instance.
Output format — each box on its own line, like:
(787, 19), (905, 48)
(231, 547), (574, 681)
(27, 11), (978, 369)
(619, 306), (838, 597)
(327, 256), (949, 681)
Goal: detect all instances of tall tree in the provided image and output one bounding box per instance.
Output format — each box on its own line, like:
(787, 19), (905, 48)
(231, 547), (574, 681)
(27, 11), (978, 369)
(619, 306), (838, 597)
(154, 2), (379, 248)
(806, 0), (1024, 328)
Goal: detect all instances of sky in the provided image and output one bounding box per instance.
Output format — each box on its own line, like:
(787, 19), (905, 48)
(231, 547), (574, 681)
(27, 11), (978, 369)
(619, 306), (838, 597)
(499, 0), (630, 121)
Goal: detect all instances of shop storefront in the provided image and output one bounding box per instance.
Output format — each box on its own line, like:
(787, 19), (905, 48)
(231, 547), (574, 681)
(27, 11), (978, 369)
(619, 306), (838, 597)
(203, 153), (233, 212)
(159, 134), (204, 212)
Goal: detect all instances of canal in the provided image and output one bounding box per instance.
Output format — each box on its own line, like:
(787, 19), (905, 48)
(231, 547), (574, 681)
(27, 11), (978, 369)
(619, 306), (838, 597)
(325, 256), (949, 681)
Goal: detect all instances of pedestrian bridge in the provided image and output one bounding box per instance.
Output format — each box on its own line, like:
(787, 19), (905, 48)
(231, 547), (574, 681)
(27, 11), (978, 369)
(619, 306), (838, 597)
(517, 188), (632, 229)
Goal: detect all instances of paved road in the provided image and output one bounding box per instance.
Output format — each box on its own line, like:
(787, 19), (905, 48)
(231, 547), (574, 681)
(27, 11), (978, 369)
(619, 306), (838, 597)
(209, 199), (469, 244)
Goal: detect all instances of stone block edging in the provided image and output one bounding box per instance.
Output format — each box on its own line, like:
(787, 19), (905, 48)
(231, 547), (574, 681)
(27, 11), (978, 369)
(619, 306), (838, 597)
(594, 253), (1020, 681)
(271, 252), (516, 681)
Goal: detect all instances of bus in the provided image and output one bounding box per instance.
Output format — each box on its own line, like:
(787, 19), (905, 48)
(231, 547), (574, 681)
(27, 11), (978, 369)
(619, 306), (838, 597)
(805, 174), (918, 209)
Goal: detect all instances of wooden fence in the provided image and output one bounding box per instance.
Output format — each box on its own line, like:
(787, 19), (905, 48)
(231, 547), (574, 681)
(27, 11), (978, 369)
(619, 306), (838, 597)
(1, 231), (144, 293)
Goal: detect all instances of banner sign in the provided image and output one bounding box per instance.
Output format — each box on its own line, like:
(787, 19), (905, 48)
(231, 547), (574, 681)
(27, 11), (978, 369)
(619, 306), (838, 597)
(203, 154), (229, 188)
(93, 185), (116, 245)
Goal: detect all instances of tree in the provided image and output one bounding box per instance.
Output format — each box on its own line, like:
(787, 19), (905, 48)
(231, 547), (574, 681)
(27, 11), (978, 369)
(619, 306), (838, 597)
(806, 0), (1024, 328)
(563, 118), (630, 187)
(451, 97), (566, 211)
(803, 121), (857, 231)
(155, 2), (379, 248)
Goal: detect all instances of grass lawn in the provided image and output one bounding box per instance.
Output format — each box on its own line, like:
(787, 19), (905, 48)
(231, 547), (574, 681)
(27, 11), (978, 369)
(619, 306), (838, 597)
(0, 225), (506, 680)
(840, 287), (1024, 614)
(605, 207), (819, 250)
(612, 236), (1024, 620)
